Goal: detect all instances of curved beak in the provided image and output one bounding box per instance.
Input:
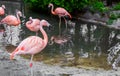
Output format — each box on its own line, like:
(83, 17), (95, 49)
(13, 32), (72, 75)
(48, 24), (53, 30)
(48, 40), (54, 45)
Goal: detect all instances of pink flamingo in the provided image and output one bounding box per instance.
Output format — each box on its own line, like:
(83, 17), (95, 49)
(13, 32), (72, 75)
(0, 10), (22, 42)
(10, 19), (50, 68)
(26, 17), (41, 36)
(0, 5), (5, 16)
(48, 3), (72, 34)
(0, 10), (22, 26)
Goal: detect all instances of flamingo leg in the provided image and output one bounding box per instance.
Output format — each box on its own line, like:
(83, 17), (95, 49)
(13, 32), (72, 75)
(63, 17), (67, 29)
(30, 55), (34, 76)
(59, 16), (61, 35)
(6, 26), (12, 44)
(10, 26), (13, 43)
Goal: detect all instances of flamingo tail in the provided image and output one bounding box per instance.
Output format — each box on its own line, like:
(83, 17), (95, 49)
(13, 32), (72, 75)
(10, 48), (19, 60)
(67, 13), (72, 19)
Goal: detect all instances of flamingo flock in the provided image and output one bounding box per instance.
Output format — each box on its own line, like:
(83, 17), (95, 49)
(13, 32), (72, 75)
(0, 3), (73, 75)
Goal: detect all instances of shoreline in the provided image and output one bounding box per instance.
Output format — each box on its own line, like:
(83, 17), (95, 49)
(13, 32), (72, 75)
(0, 46), (120, 76)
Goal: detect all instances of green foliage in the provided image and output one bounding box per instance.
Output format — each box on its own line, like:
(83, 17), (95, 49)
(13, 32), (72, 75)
(23, 0), (109, 13)
(113, 3), (120, 10)
(23, 0), (89, 12)
(107, 12), (120, 25)
(109, 13), (118, 20)
(89, 1), (108, 13)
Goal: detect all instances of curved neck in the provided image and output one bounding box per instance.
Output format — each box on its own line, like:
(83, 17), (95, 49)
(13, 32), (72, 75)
(16, 13), (21, 23)
(39, 25), (48, 45)
(50, 4), (56, 15)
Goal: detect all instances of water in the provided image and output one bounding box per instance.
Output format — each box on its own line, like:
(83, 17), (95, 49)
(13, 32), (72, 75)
(0, 1), (120, 74)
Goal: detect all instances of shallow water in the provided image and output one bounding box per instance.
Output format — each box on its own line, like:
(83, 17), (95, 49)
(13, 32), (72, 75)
(4, 9), (120, 71)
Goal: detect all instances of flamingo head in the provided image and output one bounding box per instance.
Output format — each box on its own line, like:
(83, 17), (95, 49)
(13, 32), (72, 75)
(49, 36), (55, 45)
(18, 11), (22, 17)
(16, 10), (22, 17)
(50, 36), (55, 40)
(1, 5), (5, 9)
(29, 17), (33, 21)
(29, 17), (33, 23)
(40, 19), (51, 27)
(48, 3), (53, 8)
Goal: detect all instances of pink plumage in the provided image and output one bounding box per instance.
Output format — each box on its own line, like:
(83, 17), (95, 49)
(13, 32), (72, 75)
(26, 17), (41, 35)
(0, 10), (22, 26)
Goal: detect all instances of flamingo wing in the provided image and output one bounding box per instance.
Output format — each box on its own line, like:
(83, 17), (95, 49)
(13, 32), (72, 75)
(55, 7), (72, 18)
(55, 8), (68, 15)
(1, 15), (18, 25)
(14, 36), (44, 55)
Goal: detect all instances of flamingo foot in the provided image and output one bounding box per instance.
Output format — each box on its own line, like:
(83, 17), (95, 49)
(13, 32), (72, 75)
(29, 63), (33, 68)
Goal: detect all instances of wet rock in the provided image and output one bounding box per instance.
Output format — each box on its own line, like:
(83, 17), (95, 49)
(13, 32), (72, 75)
(92, 13), (101, 20)
(82, 11), (93, 19)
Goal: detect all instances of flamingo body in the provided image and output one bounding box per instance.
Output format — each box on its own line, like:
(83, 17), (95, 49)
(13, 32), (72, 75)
(1, 15), (20, 26)
(26, 17), (40, 33)
(0, 5), (5, 16)
(53, 7), (72, 18)
(0, 11), (22, 26)
(10, 36), (45, 56)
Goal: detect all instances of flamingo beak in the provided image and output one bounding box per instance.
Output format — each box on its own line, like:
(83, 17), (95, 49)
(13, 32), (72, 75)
(48, 24), (53, 30)
(48, 40), (54, 45)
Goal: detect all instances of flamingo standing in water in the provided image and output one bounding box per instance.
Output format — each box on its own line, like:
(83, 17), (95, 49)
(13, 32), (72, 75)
(48, 3), (72, 35)
(0, 10), (22, 26)
(10, 19), (50, 69)
(0, 5), (5, 16)
(0, 10), (22, 42)
(26, 17), (41, 36)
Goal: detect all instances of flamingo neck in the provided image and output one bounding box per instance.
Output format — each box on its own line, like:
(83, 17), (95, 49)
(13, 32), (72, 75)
(50, 4), (56, 15)
(39, 25), (48, 45)
(16, 13), (21, 24)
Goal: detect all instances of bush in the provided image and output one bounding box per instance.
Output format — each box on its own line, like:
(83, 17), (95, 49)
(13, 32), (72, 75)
(24, 0), (109, 13)
(89, 1), (108, 13)
(113, 3), (120, 10)
(24, 0), (89, 13)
